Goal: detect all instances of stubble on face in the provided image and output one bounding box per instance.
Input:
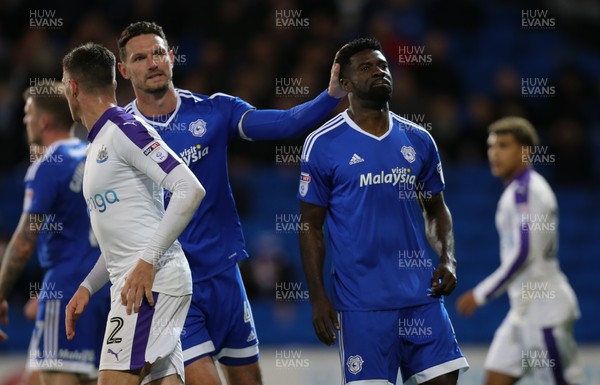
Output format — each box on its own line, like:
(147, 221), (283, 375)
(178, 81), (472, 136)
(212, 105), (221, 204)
(347, 50), (392, 106)
(123, 34), (173, 97)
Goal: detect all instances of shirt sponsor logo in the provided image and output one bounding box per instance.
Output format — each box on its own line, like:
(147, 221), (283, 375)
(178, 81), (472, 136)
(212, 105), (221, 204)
(359, 167), (415, 187)
(299, 172), (310, 197)
(86, 189), (120, 213)
(189, 119), (207, 137)
(180, 144), (209, 166)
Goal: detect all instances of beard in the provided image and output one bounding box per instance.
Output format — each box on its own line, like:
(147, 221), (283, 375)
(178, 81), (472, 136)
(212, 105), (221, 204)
(354, 82), (392, 104)
(143, 81), (170, 96)
(141, 72), (171, 96)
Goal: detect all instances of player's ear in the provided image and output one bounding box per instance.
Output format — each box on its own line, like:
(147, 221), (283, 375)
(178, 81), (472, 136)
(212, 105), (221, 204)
(117, 62), (130, 80)
(340, 78), (352, 93)
(40, 111), (51, 130)
(168, 50), (175, 68)
(69, 79), (79, 98)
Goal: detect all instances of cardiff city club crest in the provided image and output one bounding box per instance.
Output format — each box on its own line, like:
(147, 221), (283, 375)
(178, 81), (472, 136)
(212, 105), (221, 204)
(347, 355), (364, 375)
(189, 119), (207, 137)
(401, 146), (416, 163)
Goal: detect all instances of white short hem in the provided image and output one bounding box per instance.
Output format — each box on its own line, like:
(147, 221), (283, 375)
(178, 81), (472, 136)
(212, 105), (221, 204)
(141, 367), (181, 385)
(405, 357), (469, 385)
(183, 340), (215, 362)
(214, 344), (259, 360)
(483, 364), (523, 378)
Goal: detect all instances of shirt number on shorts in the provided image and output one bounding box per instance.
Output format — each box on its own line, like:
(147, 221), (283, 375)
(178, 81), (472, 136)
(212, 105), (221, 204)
(107, 317), (124, 344)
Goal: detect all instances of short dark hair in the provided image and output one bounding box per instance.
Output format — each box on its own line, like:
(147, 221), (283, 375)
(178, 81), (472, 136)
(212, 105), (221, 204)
(62, 42), (115, 93)
(118, 21), (168, 61)
(23, 86), (73, 130)
(488, 116), (540, 147)
(337, 38), (383, 79)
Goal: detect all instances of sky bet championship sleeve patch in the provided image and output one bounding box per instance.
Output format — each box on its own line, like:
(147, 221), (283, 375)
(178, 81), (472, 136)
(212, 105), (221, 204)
(299, 172), (311, 197)
(143, 141), (168, 163)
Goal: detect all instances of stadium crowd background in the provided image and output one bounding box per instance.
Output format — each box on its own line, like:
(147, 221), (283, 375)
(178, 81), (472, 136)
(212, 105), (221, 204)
(0, 0), (599, 369)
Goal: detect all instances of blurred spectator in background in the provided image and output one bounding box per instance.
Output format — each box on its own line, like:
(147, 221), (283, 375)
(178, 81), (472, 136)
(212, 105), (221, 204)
(241, 233), (296, 301)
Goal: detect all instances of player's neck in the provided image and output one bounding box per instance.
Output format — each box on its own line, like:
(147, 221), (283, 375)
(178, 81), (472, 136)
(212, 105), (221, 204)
(79, 94), (118, 132)
(42, 130), (72, 148)
(502, 164), (530, 185)
(134, 85), (177, 117)
(348, 103), (389, 137)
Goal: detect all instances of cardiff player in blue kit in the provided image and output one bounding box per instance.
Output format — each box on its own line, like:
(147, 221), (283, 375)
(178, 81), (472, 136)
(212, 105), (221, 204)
(116, 21), (346, 385)
(0, 85), (110, 385)
(298, 38), (469, 385)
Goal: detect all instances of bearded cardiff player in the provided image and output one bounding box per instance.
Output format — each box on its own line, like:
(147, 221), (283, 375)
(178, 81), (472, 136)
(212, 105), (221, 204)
(298, 38), (468, 385)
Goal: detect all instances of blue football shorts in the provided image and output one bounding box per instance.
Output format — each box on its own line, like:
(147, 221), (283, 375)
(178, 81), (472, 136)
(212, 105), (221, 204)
(338, 301), (469, 384)
(181, 264), (259, 367)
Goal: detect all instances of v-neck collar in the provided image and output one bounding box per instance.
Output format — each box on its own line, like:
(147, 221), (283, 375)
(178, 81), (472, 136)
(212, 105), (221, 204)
(342, 110), (392, 141)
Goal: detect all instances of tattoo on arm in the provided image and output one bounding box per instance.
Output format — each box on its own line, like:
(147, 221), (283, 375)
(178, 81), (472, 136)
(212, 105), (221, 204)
(0, 213), (40, 298)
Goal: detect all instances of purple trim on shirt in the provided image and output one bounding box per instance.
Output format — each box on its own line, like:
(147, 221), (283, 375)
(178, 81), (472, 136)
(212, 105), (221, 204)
(99, 106), (181, 174)
(115, 113), (180, 173)
(88, 106), (124, 143)
(130, 292), (159, 370)
(543, 327), (567, 385)
(157, 154), (180, 174)
(485, 169), (531, 299)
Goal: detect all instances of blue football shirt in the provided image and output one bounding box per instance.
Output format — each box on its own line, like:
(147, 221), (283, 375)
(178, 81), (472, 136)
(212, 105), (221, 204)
(24, 138), (99, 272)
(298, 111), (446, 311)
(125, 90), (254, 281)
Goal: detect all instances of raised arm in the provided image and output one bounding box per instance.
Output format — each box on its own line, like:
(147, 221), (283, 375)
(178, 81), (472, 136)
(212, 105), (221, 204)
(299, 201), (338, 345)
(238, 47), (347, 141)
